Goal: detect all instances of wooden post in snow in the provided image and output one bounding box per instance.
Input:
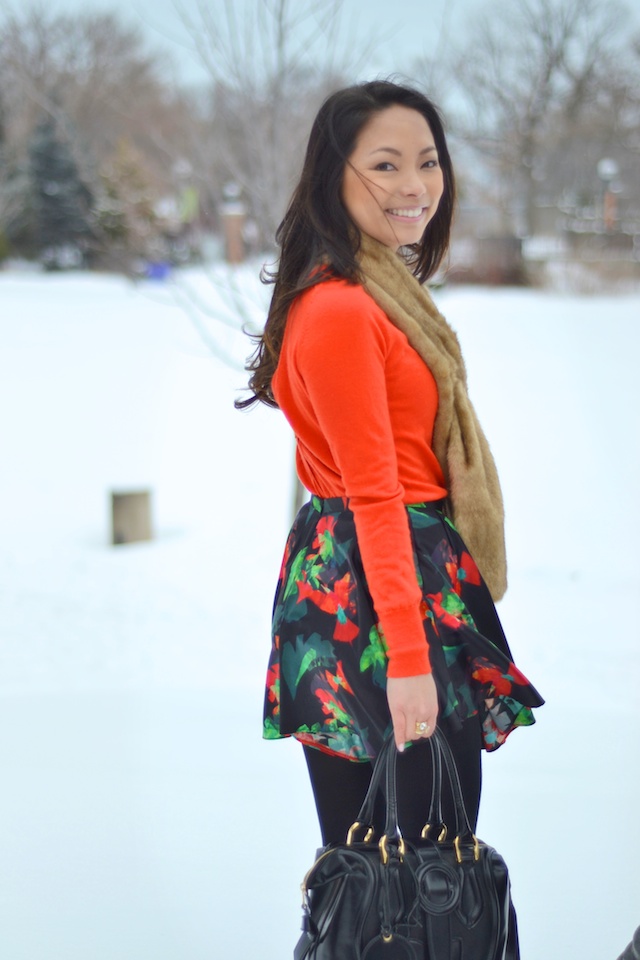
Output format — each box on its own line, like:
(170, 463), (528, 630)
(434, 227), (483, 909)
(111, 490), (153, 545)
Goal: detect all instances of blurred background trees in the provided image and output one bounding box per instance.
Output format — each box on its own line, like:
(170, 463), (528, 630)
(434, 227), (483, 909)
(176, 0), (364, 249)
(0, 7), (202, 270)
(0, 0), (639, 282)
(418, 0), (640, 282)
(438, 0), (640, 235)
(0, 0), (362, 270)
(28, 115), (95, 268)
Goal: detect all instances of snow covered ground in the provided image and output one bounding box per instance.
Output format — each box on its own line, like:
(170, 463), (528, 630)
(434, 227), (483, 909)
(0, 264), (638, 960)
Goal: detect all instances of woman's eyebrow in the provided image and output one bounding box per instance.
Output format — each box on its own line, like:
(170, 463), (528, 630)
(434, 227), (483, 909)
(368, 145), (438, 157)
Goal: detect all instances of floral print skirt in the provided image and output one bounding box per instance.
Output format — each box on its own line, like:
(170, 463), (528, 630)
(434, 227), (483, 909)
(263, 496), (543, 761)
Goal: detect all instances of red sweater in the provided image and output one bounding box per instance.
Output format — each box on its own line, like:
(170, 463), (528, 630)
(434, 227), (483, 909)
(273, 277), (447, 677)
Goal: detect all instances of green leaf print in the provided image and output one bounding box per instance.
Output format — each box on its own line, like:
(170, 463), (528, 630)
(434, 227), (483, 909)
(325, 725), (369, 758)
(280, 592), (309, 623)
(439, 588), (476, 628)
(441, 590), (466, 617)
(296, 723), (324, 739)
(263, 716), (282, 739)
(304, 554), (326, 588)
(283, 547), (307, 602)
(513, 705), (535, 728)
(359, 625), (388, 688)
(281, 633), (335, 698)
(322, 696), (351, 726)
(331, 537), (354, 567)
(443, 643), (463, 668)
(317, 529), (335, 563)
(331, 734), (370, 760)
(407, 505), (441, 529)
(296, 648), (319, 687)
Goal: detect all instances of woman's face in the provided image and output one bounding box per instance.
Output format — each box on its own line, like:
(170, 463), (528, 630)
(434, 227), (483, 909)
(341, 105), (445, 251)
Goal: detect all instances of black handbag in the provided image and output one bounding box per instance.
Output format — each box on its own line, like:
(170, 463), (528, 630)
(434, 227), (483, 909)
(295, 728), (520, 960)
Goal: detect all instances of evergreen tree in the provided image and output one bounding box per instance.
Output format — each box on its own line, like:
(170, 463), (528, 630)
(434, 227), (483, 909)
(1, 163), (34, 257)
(0, 96), (13, 260)
(28, 116), (94, 268)
(1, 99), (35, 258)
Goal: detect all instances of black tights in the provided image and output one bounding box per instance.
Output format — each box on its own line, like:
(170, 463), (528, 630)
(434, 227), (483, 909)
(303, 720), (482, 846)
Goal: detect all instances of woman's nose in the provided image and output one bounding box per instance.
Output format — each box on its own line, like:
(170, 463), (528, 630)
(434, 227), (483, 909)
(399, 173), (427, 197)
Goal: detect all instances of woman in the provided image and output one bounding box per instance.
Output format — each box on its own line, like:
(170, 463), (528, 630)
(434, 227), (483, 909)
(237, 80), (543, 846)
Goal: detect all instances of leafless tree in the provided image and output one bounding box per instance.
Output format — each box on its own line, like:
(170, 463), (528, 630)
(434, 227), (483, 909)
(165, 0), (372, 514)
(434, 0), (638, 235)
(174, 0), (369, 247)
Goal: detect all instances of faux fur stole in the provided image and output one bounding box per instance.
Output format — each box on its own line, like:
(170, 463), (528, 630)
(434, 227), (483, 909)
(356, 234), (507, 601)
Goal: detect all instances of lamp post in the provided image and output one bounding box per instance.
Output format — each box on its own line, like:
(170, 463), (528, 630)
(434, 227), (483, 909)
(220, 181), (247, 264)
(597, 157), (619, 233)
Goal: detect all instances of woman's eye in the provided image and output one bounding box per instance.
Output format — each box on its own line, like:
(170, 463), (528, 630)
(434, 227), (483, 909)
(422, 159), (439, 169)
(373, 162), (396, 171)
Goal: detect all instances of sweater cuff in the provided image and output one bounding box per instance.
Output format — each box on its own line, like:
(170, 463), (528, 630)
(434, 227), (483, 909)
(379, 604), (432, 678)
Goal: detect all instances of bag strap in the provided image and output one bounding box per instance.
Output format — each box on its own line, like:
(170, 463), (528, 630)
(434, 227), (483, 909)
(346, 735), (396, 844)
(347, 729), (477, 857)
(432, 728), (475, 841)
(422, 733), (446, 839)
(351, 733), (444, 838)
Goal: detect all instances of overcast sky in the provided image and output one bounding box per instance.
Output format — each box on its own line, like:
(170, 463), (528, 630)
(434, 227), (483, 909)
(4, 0), (491, 86)
(6, 0), (640, 96)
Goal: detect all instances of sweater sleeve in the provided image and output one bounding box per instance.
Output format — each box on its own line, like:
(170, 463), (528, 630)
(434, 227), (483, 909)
(293, 284), (431, 677)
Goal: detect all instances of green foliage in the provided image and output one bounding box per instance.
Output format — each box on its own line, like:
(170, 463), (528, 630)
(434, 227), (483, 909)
(0, 227), (10, 261)
(28, 116), (95, 268)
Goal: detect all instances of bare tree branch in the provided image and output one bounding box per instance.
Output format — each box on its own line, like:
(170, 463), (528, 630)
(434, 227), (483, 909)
(428, 0), (638, 234)
(171, 0), (374, 246)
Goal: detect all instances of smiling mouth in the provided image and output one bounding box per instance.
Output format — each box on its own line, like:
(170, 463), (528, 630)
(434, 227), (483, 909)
(387, 207), (426, 219)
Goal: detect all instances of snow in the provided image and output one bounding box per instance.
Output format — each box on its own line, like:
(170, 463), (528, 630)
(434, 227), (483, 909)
(0, 265), (638, 960)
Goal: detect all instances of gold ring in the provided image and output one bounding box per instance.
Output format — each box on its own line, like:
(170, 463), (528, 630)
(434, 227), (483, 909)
(415, 721), (429, 735)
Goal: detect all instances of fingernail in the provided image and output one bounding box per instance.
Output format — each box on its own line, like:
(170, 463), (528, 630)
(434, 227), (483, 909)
(397, 742), (405, 753)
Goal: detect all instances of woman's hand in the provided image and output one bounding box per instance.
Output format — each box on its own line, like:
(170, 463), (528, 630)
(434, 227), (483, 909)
(386, 673), (439, 751)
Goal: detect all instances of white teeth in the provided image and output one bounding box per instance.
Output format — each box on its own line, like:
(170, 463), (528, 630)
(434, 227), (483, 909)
(389, 208), (424, 218)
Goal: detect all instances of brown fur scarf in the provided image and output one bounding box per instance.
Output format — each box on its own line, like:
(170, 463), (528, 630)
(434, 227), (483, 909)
(356, 234), (508, 601)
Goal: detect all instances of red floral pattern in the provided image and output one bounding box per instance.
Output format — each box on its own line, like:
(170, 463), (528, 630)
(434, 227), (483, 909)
(263, 498), (543, 759)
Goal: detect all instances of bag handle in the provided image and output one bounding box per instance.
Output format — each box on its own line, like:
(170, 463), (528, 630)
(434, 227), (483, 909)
(345, 734), (396, 845)
(381, 730), (478, 863)
(431, 729), (476, 843)
(349, 732), (442, 843)
(422, 735), (446, 841)
(347, 729), (479, 863)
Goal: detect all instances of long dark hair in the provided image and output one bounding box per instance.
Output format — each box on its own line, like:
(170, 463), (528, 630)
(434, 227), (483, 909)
(236, 80), (456, 410)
